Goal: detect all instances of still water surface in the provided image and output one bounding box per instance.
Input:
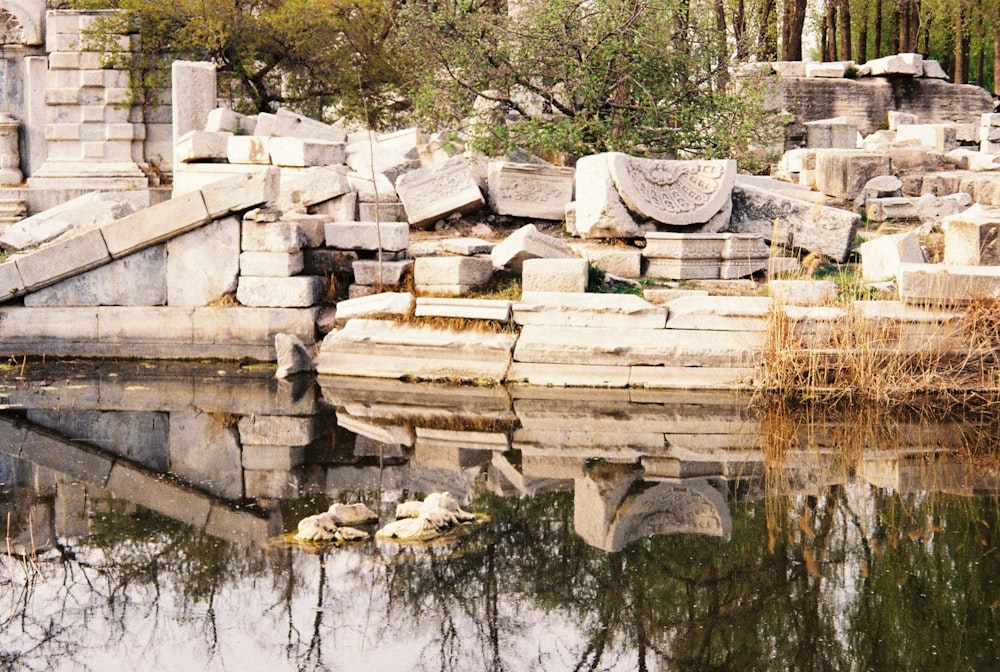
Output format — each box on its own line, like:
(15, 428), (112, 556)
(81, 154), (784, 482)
(2, 362), (1000, 671)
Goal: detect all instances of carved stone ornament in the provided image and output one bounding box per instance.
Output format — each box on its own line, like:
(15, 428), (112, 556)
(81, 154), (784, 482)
(0, 8), (24, 44)
(487, 161), (575, 220)
(607, 153), (737, 226)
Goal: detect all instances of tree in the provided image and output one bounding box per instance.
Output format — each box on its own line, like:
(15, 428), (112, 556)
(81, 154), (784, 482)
(398, 0), (782, 167)
(71, 0), (406, 125)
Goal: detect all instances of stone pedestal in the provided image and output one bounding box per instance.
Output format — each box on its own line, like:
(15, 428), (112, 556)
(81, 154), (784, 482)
(27, 10), (148, 194)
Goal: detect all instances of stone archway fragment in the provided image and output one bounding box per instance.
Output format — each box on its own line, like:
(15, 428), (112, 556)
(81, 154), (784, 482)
(607, 153), (737, 226)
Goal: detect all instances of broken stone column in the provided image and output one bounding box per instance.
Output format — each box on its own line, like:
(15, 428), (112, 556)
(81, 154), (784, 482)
(0, 114), (22, 186)
(172, 61), (218, 145)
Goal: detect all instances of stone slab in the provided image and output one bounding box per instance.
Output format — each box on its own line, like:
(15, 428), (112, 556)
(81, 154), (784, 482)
(860, 231), (925, 281)
(227, 135), (271, 164)
(664, 295), (772, 332)
(0, 260), (25, 300)
(898, 262), (1000, 306)
(568, 243), (642, 279)
(167, 216), (241, 306)
(572, 153), (639, 238)
(200, 167), (280, 218)
(241, 220), (305, 253)
(414, 297), (512, 321)
(106, 461), (213, 528)
(0, 191), (142, 252)
(169, 411), (243, 499)
(815, 150), (892, 201)
(242, 444), (306, 470)
(729, 183), (859, 263)
(491, 224), (576, 273)
(277, 165), (352, 211)
(335, 292), (415, 321)
(396, 157), (485, 227)
(268, 137), (345, 167)
(238, 414), (323, 446)
(239, 251), (304, 277)
(768, 279), (838, 305)
(317, 318), (516, 382)
(325, 220), (409, 251)
(521, 257), (588, 293)
(643, 257), (720, 280)
(513, 323), (762, 368)
(236, 276), (327, 307)
(269, 108), (347, 143)
(507, 362), (631, 388)
(513, 292), (667, 330)
(101, 190), (211, 258)
(15, 228), (111, 291)
(943, 205), (1000, 266)
(486, 161), (575, 220)
(414, 256), (493, 287)
(175, 130), (232, 163)
(352, 259), (413, 286)
(25, 245), (166, 306)
(628, 366), (754, 390)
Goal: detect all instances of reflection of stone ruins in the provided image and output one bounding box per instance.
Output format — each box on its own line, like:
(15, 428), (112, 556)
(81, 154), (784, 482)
(1, 10), (1000, 392)
(6, 369), (999, 555)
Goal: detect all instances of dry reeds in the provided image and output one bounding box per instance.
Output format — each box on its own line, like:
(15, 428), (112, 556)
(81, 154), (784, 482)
(754, 295), (1000, 406)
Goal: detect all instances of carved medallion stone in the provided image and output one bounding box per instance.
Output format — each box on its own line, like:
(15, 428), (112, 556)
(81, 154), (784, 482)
(607, 153), (737, 226)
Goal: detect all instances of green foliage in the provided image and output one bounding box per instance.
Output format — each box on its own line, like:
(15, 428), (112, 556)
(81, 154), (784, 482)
(71, 0), (407, 124)
(397, 0), (782, 164)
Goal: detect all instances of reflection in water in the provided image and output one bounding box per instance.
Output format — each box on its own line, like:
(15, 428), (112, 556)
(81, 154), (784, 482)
(2, 362), (1000, 671)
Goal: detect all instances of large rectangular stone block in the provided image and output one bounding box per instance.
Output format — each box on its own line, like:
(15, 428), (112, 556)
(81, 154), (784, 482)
(25, 245), (166, 306)
(521, 257), (588, 292)
(325, 221), (408, 252)
(415, 297), (512, 321)
(236, 276), (327, 307)
(200, 167), (280, 218)
(268, 137), (345, 167)
(943, 206), (1000, 266)
(191, 306), (317, 347)
(242, 220), (306, 253)
(238, 415), (323, 446)
(167, 216), (241, 306)
(413, 256), (493, 286)
(396, 158), (485, 227)
(239, 251), (304, 277)
(898, 262), (1000, 305)
(175, 130), (232, 163)
(278, 166), (352, 212)
(815, 150), (891, 200)
(101, 190), (211, 258)
(514, 292), (667, 329)
(352, 259), (413, 285)
(15, 228), (111, 291)
(0, 260), (25, 300)
(270, 108), (347, 143)
(487, 161), (575, 220)
(227, 135), (271, 164)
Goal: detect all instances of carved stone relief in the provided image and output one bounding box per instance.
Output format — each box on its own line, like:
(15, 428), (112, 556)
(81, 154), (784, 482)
(608, 153), (737, 226)
(0, 9), (24, 44)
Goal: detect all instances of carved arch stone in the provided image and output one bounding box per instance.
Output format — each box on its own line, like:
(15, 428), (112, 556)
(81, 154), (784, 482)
(0, 1), (43, 45)
(607, 153), (737, 226)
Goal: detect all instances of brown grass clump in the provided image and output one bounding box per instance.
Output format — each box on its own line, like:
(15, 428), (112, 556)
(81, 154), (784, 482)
(754, 295), (1000, 406)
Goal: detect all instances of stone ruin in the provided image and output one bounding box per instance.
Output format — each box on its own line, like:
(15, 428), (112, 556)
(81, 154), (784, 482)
(2, 9), (1000, 387)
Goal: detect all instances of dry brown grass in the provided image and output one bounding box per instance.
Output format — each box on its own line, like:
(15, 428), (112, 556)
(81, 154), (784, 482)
(754, 295), (1000, 406)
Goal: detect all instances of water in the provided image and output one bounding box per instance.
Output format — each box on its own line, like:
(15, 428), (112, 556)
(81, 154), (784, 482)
(2, 361), (1000, 671)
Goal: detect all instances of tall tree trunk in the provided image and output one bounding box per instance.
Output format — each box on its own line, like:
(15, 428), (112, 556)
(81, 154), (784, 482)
(889, 2), (900, 53)
(978, 38), (986, 86)
(899, 0), (910, 52)
(734, 0), (747, 59)
(825, 0), (838, 60)
(909, 0), (921, 52)
(782, 0), (807, 60)
(874, 0), (882, 58)
(954, 6), (967, 84)
(714, 0), (728, 88)
(838, 0), (851, 63)
(994, 23), (1000, 93)
(756, 0), (777, 60)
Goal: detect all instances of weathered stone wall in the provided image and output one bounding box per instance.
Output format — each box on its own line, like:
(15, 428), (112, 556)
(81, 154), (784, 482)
(770, 77), (994, 148)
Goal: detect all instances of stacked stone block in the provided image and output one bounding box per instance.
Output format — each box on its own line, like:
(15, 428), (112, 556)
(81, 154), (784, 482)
(325, 220), (411, 297)
(982, 114), (1000, 154)
(237, 209), (330, 308)
(28, 10), (150, 190)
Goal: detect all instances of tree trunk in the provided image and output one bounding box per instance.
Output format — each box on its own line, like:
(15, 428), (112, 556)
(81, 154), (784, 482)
(825, 0), (838, 61)
(908, 0), (921, 52)
(978, 38), (986, 86)
(994, 23), (1000, 93)
(873, 0), (882, 58)
(782, 0), (806, 60)
(755, 0), (777, 61)
(954, 7), (966, 84)
(889, 2), (900, 53)
(714, 0), (728, 88)
(838, 0), (851, 63)
(734, 0), (747, 59)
